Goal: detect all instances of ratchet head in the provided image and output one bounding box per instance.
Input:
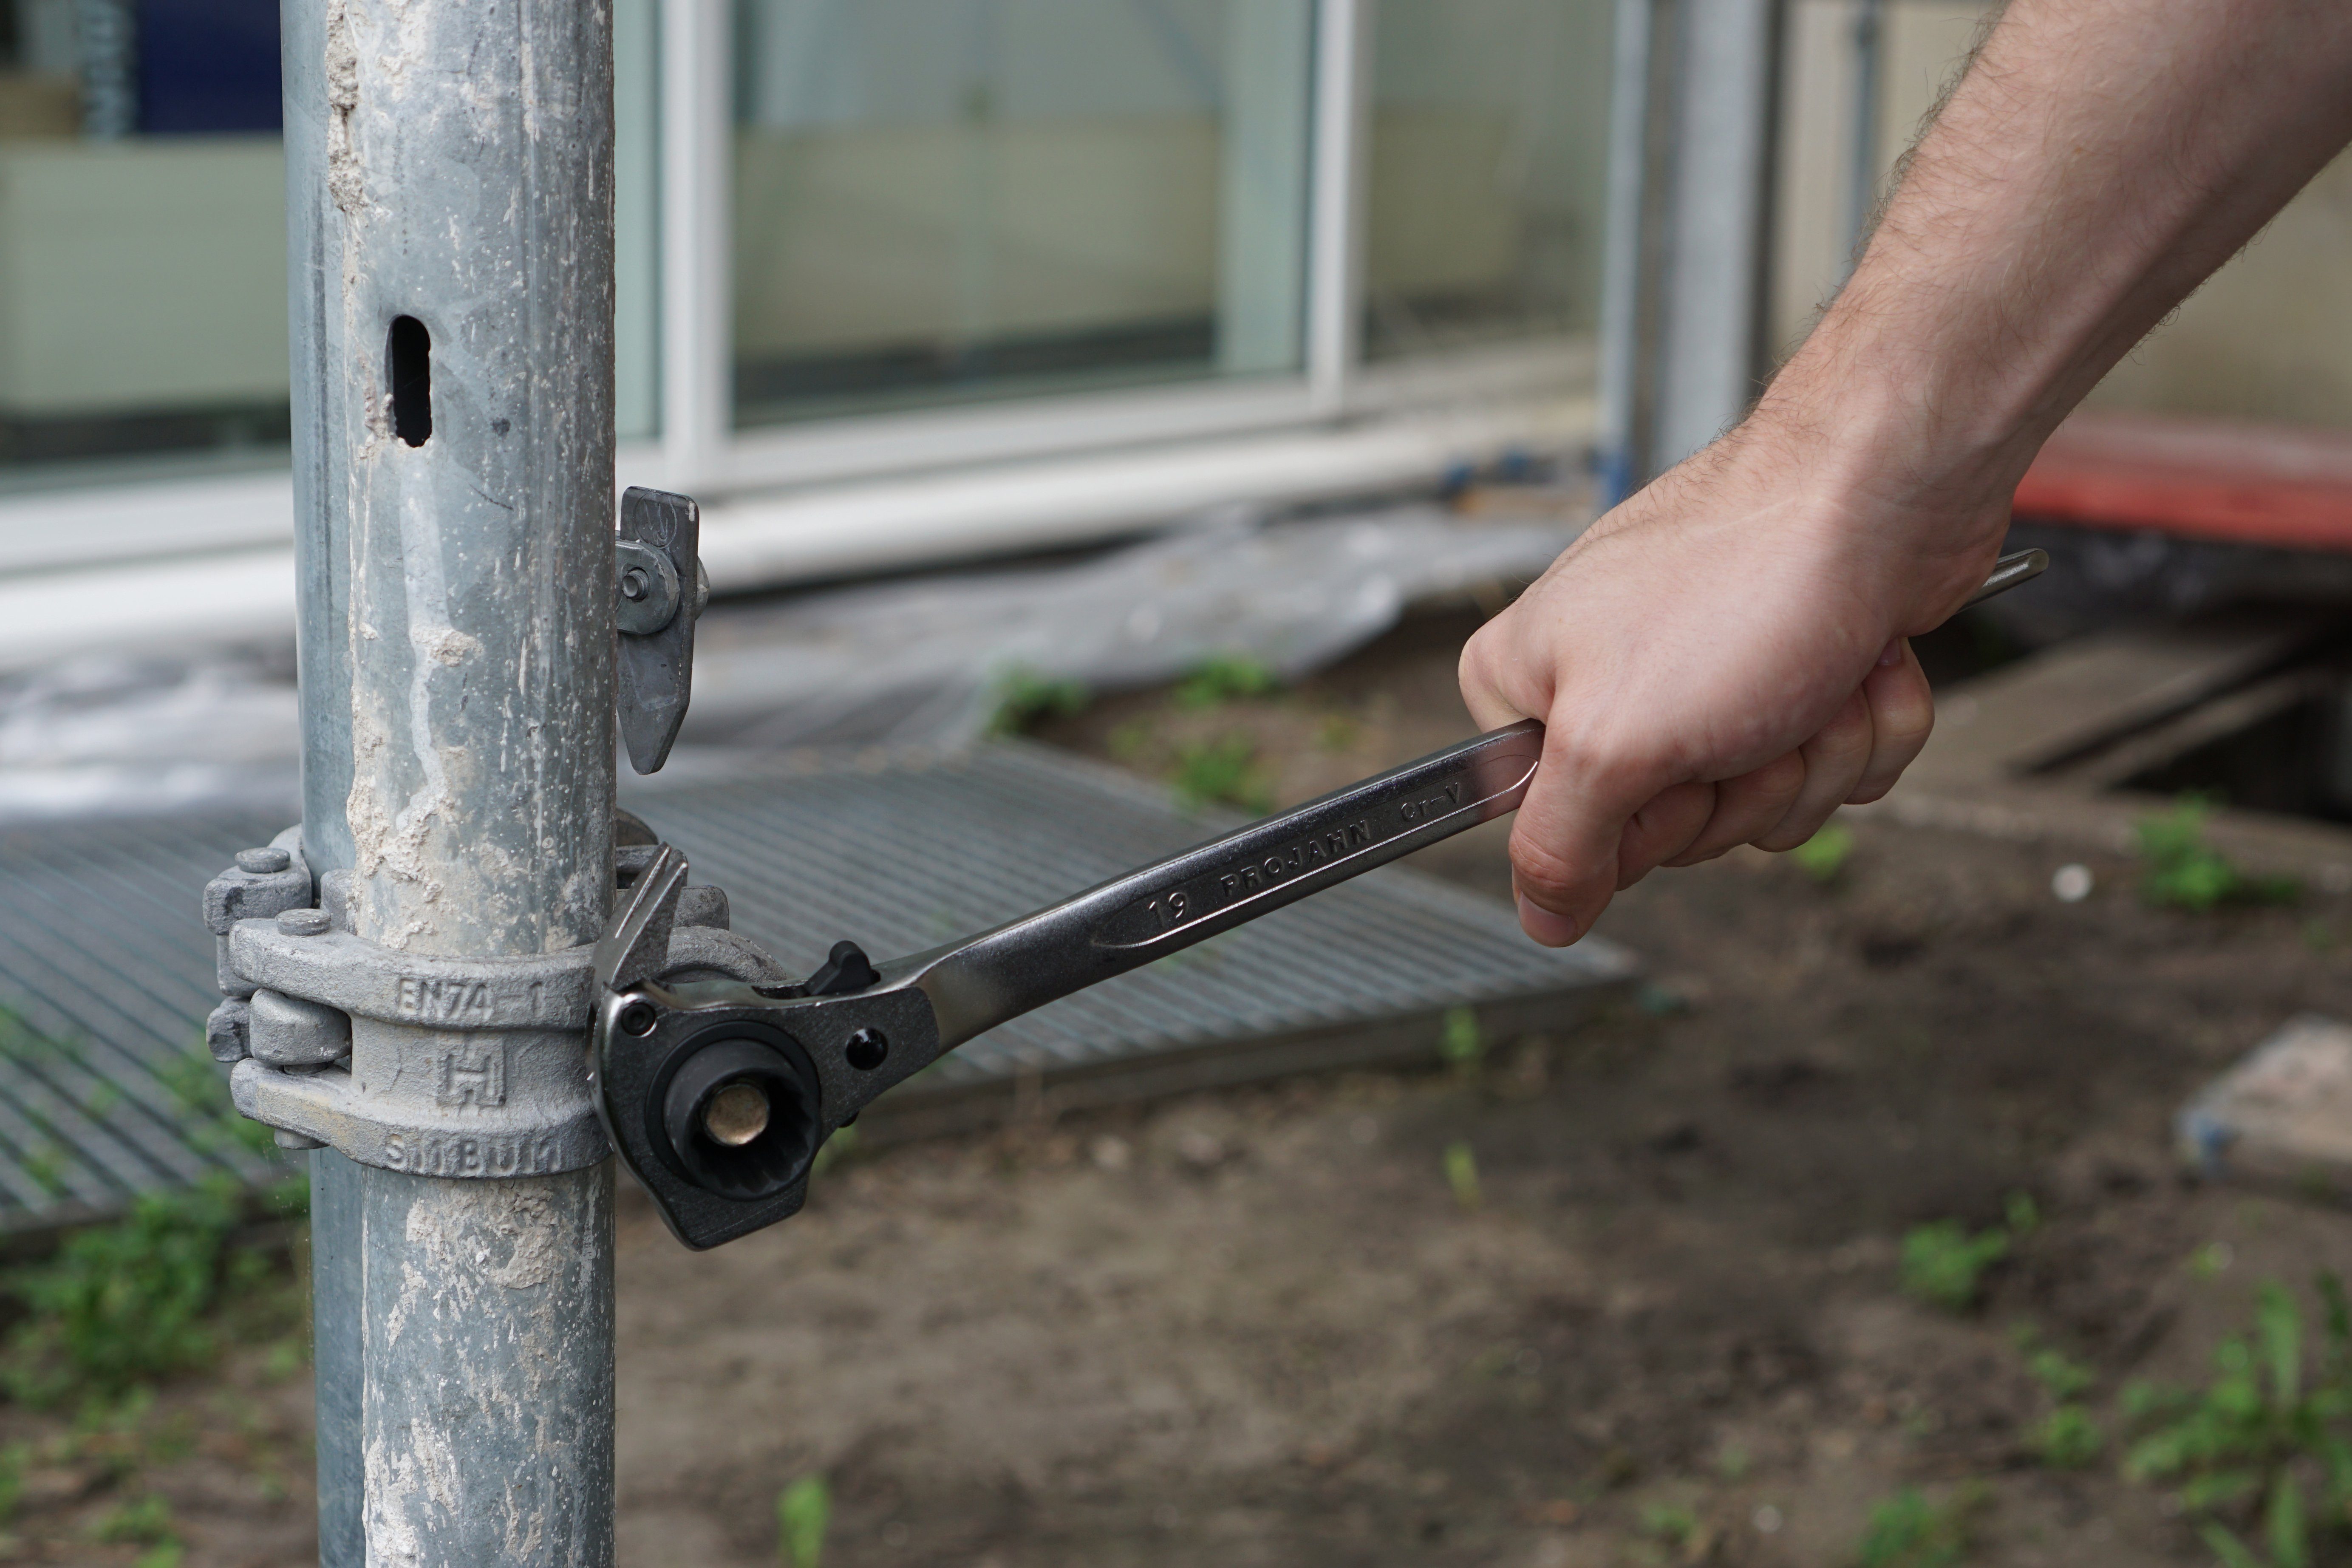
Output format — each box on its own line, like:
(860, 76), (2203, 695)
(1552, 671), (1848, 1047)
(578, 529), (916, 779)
(591, 846), (942, 1248)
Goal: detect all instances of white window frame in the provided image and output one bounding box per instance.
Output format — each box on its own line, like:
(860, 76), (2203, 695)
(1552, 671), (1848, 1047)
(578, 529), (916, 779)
(633, 0), (1594, 502)
(0, 0), (1600, 659)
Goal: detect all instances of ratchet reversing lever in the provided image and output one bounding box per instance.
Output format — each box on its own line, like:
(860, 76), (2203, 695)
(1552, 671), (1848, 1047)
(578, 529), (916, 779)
(592, 548), (2047, 1248)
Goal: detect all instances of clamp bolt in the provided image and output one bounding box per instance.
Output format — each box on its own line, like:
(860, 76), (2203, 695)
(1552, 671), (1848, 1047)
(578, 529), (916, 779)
(702, 1082), (770, 1147)
(237, 846), (294, 874)
(277, 907), (331, 937)
(617, 999), (658, 1036)
(845, 1027), (889, 1071)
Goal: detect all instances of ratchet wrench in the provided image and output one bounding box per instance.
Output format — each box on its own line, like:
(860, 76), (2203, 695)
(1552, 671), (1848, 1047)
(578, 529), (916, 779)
(593, 548), (2047, 1247)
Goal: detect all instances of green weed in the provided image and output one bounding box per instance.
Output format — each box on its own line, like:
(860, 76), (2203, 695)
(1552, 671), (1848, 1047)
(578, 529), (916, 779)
(1639, 1500), (1703, 1549)
(159, 1046), (279, 1160)
(0, 1441), (23, 1524)
(987, 667), (1089, 736)
(4, 1176), (250, 1404)
(2030, 1404), (2104, 1469)
(2122, 1275), (2352, 1568)
(1175, 653), (1280, 710)
(1107, 719), (1154, 761)
(1171, 735), (1273, 815)
(1792, 824), (1856, 883)
(1900, 1219), (2012, 1313)
(1439, 1006), (1486, 1079)
(1855, 1484), (1981, 1568)
(92, 1492), (177, 1546)
(1315, 713), (1360, 753)
(2191, 1243), (2237, 1282)
(0, 1006), (79, 1064)
(2138, 796), (2300, 911)
(1443, 1141), (1481, 1211)
(2026, 1347), (2096, 1402)
(777, 1473), (830, 1568)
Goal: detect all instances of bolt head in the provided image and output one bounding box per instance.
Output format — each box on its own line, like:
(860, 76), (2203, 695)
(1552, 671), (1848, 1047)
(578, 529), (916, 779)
(276, 907), (331, 937)
(845, 1027), (889, 1072)
(237, 846), (293, 875)
(617, 999), (658, 1036)
(702, 1082), (770, 1147)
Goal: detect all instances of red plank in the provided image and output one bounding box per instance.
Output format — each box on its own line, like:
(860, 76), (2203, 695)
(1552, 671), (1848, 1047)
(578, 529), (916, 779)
(2014, 411), (2352, 552)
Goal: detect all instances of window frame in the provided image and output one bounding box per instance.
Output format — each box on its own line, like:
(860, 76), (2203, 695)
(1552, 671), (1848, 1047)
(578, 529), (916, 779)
(642, 0), (1595, 500)
(0, 0), (1602, 583)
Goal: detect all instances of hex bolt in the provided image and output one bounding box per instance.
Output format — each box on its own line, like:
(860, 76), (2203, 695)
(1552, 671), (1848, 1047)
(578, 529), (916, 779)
(277, 907), (332, 937)
(702, 1082), (770, 1148)
(617, 999), (658, 1036)
(237, 846), (294, 875)
(845, 1027), (889, 1071)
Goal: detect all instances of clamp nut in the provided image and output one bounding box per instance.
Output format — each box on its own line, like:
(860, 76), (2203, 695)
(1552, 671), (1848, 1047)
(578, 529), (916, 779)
(277, 908), (331, 937)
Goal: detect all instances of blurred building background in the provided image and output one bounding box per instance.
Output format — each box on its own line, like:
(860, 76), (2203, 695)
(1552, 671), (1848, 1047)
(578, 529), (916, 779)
(0, 0), (2345, 654)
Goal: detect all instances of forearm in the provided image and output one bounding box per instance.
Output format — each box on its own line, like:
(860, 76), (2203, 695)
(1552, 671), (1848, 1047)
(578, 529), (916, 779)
(1760, 0), (2352, 607)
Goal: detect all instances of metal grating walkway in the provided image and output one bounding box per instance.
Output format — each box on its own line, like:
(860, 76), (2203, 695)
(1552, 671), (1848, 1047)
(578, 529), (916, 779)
(0, 743), (1634, 1231)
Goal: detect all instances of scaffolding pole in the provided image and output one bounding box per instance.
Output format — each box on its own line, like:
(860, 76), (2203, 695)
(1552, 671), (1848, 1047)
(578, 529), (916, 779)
(283, 0), (619, 1558)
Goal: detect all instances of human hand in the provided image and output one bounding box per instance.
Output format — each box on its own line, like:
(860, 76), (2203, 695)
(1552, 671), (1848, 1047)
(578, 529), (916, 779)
(1458, 425), (2007, 945)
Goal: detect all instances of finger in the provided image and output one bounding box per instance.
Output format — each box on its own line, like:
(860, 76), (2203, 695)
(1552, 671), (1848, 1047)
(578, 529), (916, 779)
(1847, 638), (1935, 804)
(1660, 750), (1807, 867)
(1504, 728), (1664, 946)
(1755, 688), (1875, 851)
(1616, 781), (1716, 889)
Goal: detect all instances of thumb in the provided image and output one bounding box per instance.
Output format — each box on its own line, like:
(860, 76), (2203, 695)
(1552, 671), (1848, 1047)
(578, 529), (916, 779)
(1504, 728), (1662, 945)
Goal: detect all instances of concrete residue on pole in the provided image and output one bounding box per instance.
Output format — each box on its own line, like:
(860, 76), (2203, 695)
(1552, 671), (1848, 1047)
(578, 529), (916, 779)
(283, 0), (620, 1558)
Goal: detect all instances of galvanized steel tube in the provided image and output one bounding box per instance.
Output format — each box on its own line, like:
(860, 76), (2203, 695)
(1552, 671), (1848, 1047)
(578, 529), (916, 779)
(283, 0), (618, 1558)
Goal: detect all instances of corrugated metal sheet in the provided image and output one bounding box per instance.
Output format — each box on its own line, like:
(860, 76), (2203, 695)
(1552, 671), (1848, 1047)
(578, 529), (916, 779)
(0, 743), (1633, 1231)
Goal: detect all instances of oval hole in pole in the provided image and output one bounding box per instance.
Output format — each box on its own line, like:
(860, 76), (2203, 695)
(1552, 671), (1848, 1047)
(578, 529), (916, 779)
(388, 316), (433, 447)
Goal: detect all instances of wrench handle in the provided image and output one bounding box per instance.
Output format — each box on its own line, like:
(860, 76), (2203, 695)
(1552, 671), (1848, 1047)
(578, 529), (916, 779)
(898, 548), (2047, 1048)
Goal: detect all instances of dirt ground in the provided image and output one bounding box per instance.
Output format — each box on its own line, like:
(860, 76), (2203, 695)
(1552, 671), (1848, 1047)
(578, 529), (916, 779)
(16, 608), (2352, 1567)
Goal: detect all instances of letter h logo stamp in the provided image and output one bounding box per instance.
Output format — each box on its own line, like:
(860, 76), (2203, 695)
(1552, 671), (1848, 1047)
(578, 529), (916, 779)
(438, 1042), (506, 1108)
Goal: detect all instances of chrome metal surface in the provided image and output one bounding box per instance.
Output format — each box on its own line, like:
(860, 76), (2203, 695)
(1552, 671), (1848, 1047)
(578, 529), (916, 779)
(898, 723), (1545, 1050)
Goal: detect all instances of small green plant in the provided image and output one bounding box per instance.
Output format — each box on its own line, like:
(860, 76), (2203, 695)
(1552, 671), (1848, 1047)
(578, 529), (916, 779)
(2191, 1242), (2237, 1282)
(4, 1175), (250, 1403)
(2138, 795), (2300, 911)
(1316, 713), (1360, 753)
(160, 1045), (279, 1160)
(93, 1492), (178, 1546)
(2031, 1404), (2105, 1469)
(1171, 735), (1273, 814)
(1639, 1500), (1703, 1549)
(1439, 1006), (1486, 1079)
(1792, 824), (1856, 883)
(0, 1006), (78, 1064)
(1443, 1141), (1481, 1210)
(1900, 1219), (2012, 1312)
(987, 667), (1089, 736)
(777, 1473), (830, 1568)
(0, 1440), (25, 1525)
(1855, 1484), (1981, 1568)
(1175, 652), (1280, 710)
(2123, 1275), (2352, 1568)
(2026, 1347), (2096, 1401)
(1107, 719), (1155, 761)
